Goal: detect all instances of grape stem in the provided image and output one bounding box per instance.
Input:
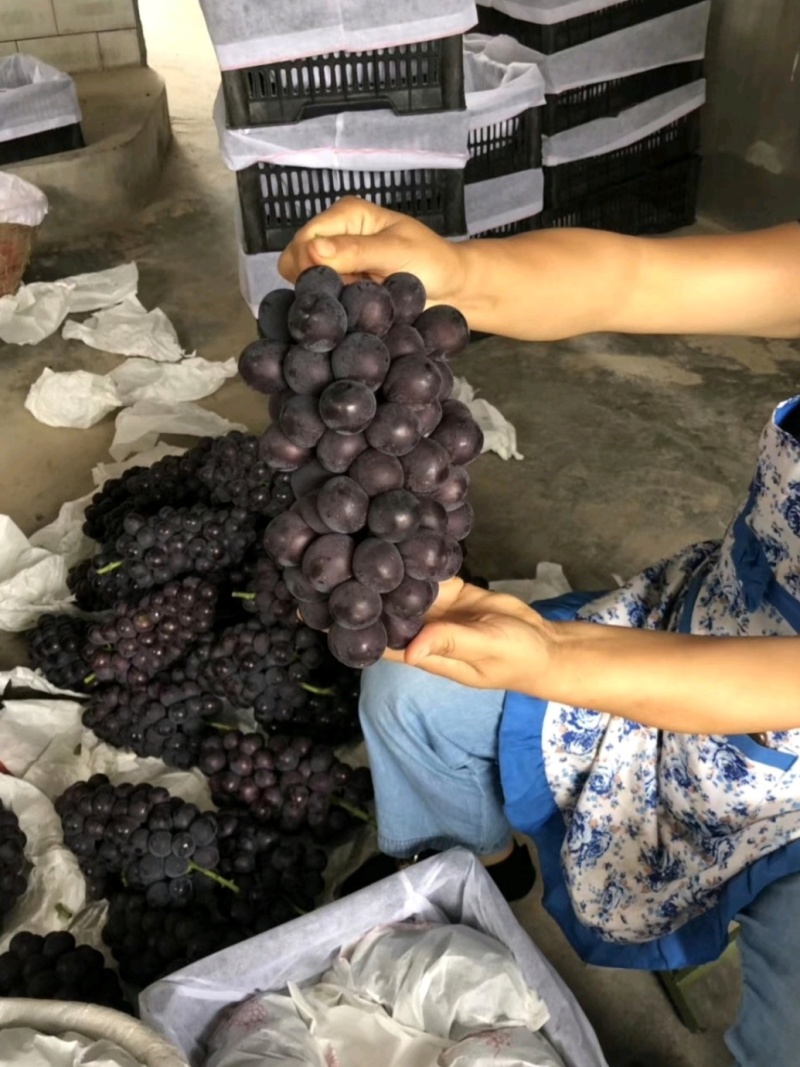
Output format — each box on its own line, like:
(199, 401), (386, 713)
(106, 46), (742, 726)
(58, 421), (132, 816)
(331, 797), (375, 825)
(210, 721), (236, 732)
(188, 860), (240, 893)
(84, 673), (97, 686)
(300, 683), (337, 697)
(96, 561), (124, 576)
(232, 592), (256, 601)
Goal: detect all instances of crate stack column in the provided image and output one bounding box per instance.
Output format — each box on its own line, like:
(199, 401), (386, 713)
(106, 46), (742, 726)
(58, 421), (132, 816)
(477, 0), (711, 233)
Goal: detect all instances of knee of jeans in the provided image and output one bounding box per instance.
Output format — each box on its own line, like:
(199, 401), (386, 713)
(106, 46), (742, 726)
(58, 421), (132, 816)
(359, 659), (430, 737)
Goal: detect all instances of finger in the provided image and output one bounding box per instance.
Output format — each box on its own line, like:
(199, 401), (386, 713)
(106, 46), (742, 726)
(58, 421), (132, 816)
(404, 620), (481, 666)
(381, 647), (407, 665)
(402, 651), (480, 688)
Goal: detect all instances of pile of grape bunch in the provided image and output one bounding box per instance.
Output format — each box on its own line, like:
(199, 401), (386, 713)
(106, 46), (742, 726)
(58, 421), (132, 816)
(0, 931), (130, 1008)
(27, 613), (92, 693)
(239, 266), (482, 668)
(196, 431), (295, 518)
(0, 801), (28, 923)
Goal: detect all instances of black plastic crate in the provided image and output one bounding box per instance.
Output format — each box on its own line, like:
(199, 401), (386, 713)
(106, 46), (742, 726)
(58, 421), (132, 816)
(238, 163), (466, 255)
(0, 122), (84, 166)
(543, 58), (704, 135)
(222, 36), (465, 128)
(544, 109), (700, 208)
(542, 153), (700, 234)
(476, 0), (698, 55)
(465, 107), (542, 183)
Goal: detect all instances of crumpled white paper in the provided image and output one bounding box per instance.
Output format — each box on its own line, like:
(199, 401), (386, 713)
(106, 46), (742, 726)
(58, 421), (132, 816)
(110, 357), (238, 404)
(1, 1028), (147, 1067)
(0, 515), (74, 631)
(66, 264), (139, 315)
(110, 401), (247, 462)
(0, 171), (48, 227)
(452, 376), (523, 461)
(490, 562), (572, 603)
(63, 294), (192, 363)
(24, 368), (122, 429)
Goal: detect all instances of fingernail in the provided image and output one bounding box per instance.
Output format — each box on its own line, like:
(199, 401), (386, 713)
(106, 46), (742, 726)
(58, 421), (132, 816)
(313, 238), (336, 258)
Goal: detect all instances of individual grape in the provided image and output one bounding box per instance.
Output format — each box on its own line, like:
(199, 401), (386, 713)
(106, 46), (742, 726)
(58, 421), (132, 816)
(416, 496), (449, 534)
(282, 565), (326, 602)
(282, 346), (334, 396)
(398, 532), (463, 582)
(197, 432), (295, 517)
(382, 575), (436, 619)
(340, 280), (394, 336)
(278, 394), (327, 448)
(291, 492), (333, 535)
(0, 930), (129, 1008)
(348, 449), (404, 496)
(352, 538), (404, 593)
(433, 465), (470, 510)
(257, 288), (295, 344)
(316, 429), (368, 474)
(263, 511), (318, 568)
(319, 380), (377, 435)
(301, 534), (355, 593)
(328, 620), (387, 669)
(288, 291), (347, 352)
(399, 438), (451, 494)
(294, 264), (343, 300)
(411, 400), (443, 437)
(382, 613), (425, 650)
(382, 355), (442, 407)
(299, 599), (333, 632)
(446, 501), (475, 540)
(27, 614), (91, 692)
(316, 476), (369, 535)
(366, 489), (421, 543)
(0, 802), (28, 920)
(436, 359), (455, 400)
(414, 305), (470, 359)
(238, 340), (288, 395)
(430, 400), (484, 465)
(330, 333), (390, 389)
(385, 323), (425, 360)
(329, 580), (382, 630)
(365, 402), (421, 456)
(290, 458), (330, 500)
(384, 272), (426, 325)
(259, 423), (314, 471)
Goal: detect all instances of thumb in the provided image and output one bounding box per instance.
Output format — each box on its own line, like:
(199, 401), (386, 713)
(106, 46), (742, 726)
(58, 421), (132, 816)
(309, 231), (403, 280)
(405, 621), (470, 667)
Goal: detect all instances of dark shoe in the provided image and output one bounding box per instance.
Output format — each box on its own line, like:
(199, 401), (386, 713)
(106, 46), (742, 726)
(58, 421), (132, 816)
(487, 841), (536, 903)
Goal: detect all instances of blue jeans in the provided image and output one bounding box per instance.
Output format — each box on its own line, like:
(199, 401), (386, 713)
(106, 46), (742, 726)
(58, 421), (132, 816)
(360, 659), (800, 1067)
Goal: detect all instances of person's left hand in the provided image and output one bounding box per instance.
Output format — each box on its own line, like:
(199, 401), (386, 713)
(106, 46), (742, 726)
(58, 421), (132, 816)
(385, 579), (558, 693)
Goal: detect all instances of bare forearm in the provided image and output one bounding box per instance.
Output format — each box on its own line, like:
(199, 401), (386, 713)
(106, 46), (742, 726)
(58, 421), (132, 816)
(456, 224), (800, 342)
(538, 622), (800, 735)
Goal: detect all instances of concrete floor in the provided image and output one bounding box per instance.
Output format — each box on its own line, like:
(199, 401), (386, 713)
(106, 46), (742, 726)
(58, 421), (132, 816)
(3, 1), (800, 1064)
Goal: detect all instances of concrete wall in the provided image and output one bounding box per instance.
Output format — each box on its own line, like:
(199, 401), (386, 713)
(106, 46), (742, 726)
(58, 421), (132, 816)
(0, 0), (146, 73)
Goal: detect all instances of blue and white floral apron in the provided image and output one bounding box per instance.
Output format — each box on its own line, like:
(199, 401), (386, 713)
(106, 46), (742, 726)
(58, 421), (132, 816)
(499, 397), (800, 970)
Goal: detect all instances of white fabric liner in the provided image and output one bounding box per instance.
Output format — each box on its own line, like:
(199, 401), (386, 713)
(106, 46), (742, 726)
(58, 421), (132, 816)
(236, 168), (543, 315)
(216, 36), (545, 172)
(543, 78), (705, 165)
(139, 849), (609, 1067)
(0, 172), (48, 228)
(0, 54), (82, 145)
(199, 0), (479, 71)
(482, 0), (642, 27)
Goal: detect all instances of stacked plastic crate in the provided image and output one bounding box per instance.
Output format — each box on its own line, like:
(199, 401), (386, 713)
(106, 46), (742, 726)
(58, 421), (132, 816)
(198, 2), (547, 314)
(477, 0), (710, 233)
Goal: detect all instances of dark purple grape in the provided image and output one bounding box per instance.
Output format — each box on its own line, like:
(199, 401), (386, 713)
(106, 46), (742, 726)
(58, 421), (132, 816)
(382, 575), (436, 619)
(288, 292), (347, 353)
(319, 381), (377, 435)
(416, 497), (449, 534)
(316, 429), (368, 474)
(340, 281), (394, 337)
(384, 272), (426, 325)
(316, 476), (369, 535)
(291, 492), (333, 534)
(328, 620), (387, 668)
(282, 566), (326, 603)
(399, 532), (462, 582)
(238, 341), (288, 395)
(399, 439), (450, 494)
(348, 449), (404, 497)
(367, 489), (421, 543)
(414, 305), (470, 359)
(269, 390), (290, 422)
(259, 425), (314, 471)
(365, 403), (421, 457)
(382, 613), (425, 650)
(257, 289), (294, 344)
(385, 323), (425, 360)
(446, 502), (475, 540)
(299, 599), (333, 632)
(263, 512), (317, 567)
(301, 534), (355, 593)
(430, 401), (484, 466)
(294, 265), (343, 300)
(382, 355), (442, 407)
(278, 395), (326, 448)
(329, 580), (382, 630)
(411, 400), (442, 437)
(283, 347), (335, 396)
(289, 458), (330, 499)
(432, 465), (469, 510)
(436, 360), (454, 400)
(331, 333), (390, 390)
(352, 538), (404, 593)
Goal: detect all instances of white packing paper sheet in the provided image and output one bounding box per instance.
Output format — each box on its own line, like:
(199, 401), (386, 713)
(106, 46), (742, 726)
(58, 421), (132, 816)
(1, 1028), (147, 1067)
(62, 295), (193, 363)
(451, 375), (523, 460)
(109, 357), (239, 405)
(110, 400), (247, 461)
(0, 54), (82, 144)
(0, 515), (74, 632)
(24, 368), (122, 429)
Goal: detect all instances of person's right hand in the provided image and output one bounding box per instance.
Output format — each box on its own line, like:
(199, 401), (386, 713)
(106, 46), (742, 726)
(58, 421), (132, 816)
(277, 197), (467, 308)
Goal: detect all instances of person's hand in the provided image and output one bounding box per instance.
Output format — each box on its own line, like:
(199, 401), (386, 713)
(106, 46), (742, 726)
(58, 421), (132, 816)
(385, 578), (558, 693)
(277, 197), (467, 307)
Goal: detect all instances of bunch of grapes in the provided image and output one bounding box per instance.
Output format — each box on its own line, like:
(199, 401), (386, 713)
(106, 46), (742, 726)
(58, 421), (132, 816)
(0, 802), (28, 922)
(0, 930), (129, 1008)
(68, 551), (137, 612)
(82, 671), (223, 770)
(198, 731), (372, 839)
(86, 576), (218, 687)
(26, 613), (92, 692)
(237, 557), (301, 627)
(103, 890), (238, 987)
(240, 266), (482, 668)
(196, 432), (295, 518)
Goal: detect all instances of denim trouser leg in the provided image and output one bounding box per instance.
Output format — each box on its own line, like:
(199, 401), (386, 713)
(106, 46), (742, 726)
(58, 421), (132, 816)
(358, 658), (512, 858)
